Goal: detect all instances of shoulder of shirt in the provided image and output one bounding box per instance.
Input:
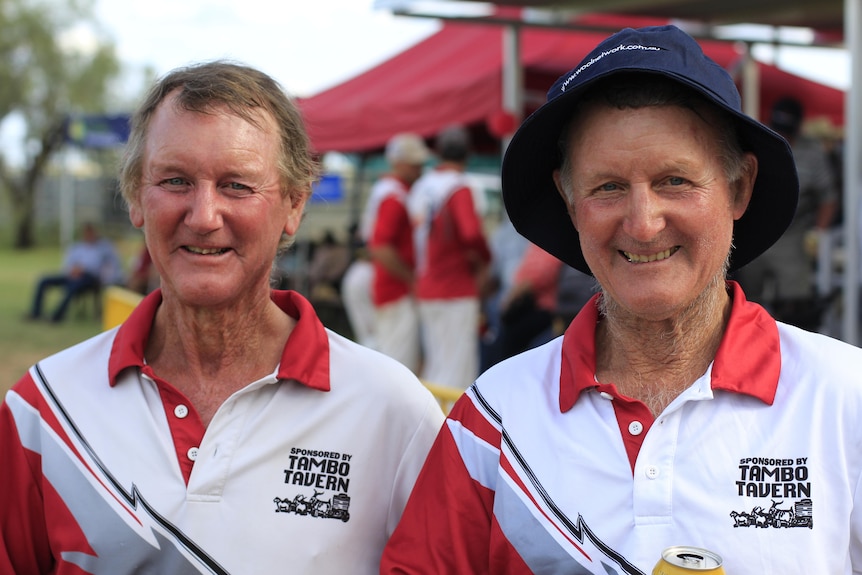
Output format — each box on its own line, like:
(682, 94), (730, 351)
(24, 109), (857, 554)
(29, 329), (117, 393)
(326, 329), (429, 391)
(473, 337), (564, 399)
(776, 322), (862, 379)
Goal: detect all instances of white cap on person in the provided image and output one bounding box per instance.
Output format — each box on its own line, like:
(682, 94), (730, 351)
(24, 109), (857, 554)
(385, 133), (431, 166)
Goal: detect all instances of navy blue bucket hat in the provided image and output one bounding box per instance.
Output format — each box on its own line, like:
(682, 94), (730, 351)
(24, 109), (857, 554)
(501, 24), (799, 275)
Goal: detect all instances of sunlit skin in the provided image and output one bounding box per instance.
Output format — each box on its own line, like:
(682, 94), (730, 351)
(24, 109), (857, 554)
(130, 93), (304, 314)
(127, 91), (307, 423)
(553, 102), (757, 415)
(554, 102), (755, 323)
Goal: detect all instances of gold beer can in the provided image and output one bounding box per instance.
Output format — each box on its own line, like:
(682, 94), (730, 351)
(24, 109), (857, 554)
(652, 546), (726, 575)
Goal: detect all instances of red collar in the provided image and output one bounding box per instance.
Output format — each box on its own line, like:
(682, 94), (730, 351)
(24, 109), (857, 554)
(108, 289), (331, 392)
(559, 281), (780, 412)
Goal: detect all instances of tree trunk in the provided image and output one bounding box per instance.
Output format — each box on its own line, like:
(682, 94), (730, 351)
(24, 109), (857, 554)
(11, 186), (35, 249)
(13, 212), (34, 249)
(4, 119), (66, 250)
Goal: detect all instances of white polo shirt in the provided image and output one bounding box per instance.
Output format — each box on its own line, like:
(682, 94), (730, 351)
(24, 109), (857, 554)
(383, 282), (862, 574)
(1, 289), (444, 574)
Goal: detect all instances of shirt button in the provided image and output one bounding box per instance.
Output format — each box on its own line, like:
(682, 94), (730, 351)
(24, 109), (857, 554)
(628, 421), (644, 436)
(645, 465), (660, 479)
(187, 447), (199, 461)
(174, 404), (189, 419)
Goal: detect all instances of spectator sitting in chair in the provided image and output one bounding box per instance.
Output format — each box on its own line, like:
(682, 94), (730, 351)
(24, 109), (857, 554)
(27, 221), (122, 322)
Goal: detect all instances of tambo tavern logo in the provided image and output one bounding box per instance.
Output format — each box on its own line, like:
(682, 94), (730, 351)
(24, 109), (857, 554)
(730, 456), (812, 529)
(274, 447), (353, 522)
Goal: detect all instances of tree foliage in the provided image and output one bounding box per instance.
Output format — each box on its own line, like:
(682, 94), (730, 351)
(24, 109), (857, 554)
(0, 0), (122, 248)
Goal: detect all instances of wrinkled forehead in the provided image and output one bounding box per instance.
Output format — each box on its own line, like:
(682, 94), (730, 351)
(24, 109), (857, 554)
(157, 88), (278, 136)
(562, 97), (726, 152)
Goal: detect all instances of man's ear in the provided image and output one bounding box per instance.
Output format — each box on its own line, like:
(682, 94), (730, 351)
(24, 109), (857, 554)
(553, 169), (578, 232)
(129, 203), (144, 228)
(733, 152), (758, 220)
(283, 191), (309, 237)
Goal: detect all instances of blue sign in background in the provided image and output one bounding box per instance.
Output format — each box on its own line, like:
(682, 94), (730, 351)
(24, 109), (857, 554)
(65, 114), (131, 149)
(310, 174), (344, 203)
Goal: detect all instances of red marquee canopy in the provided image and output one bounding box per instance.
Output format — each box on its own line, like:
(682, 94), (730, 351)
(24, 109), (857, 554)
(298, 20), (845, 154)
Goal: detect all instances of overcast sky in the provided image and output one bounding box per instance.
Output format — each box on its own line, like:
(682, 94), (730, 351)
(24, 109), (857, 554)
(94, 0), (442, 98)
(90, 0), (849, 95)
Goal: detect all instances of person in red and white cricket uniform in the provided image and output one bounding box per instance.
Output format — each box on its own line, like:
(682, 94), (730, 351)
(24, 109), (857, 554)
(0, 61), (443, 575)
(382, 25), (862, 574)
(409, 125), (491, 390)
(359, 133), (431, 373)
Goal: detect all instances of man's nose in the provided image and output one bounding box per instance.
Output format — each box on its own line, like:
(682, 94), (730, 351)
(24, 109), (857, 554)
(185, 184), (223, 232)
(623, 184), (665, 241)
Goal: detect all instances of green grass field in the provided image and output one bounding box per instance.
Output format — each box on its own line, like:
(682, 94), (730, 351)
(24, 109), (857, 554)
(0, 247), (108, 396)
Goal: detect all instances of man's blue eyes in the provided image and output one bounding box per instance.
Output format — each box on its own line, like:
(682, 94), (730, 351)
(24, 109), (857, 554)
(163, 179), (250, 191)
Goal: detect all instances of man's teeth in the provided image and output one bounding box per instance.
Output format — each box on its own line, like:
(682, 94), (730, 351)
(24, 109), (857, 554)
(622, 247), (677, 263)
(186, 246), (225, 255)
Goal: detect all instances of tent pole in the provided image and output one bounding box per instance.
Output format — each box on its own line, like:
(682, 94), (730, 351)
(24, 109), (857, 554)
(843, 0), (860, 345)
(502, 22), (522, 156)
(59, 149), (75, 249)
(740, 42), (760, 121)
(350, 152), (369, 234)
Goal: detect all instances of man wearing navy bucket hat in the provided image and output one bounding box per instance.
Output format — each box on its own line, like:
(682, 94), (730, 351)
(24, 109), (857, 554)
(383, 25), (862, 574)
